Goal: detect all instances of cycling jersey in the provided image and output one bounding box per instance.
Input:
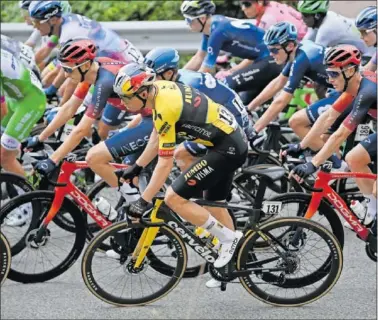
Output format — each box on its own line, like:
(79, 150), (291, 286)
(282, 40), (331, 94)
(256, 1), (307, 40)
(152, 81), (247, 158)
(58, 14), (142, 63)
(332, 71), (377, 131)
(1, 35), (36, 71)
(0, 49), (45, 150)
(303, 11), (369, 54)
(74, 58), (152, 121)
(201, 15), (269, 69)
(177, 69), (249, 133)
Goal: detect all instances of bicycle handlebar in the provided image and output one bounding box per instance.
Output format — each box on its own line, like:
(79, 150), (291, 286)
(291, 177), (323, 192)
(249, 134), (270, 155)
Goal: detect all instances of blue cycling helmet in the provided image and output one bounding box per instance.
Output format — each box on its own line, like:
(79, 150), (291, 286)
(144, 48), (180, 74)
(29, 1), (63, 20)
(355, 6), (377, 30)
(264, 22), (298, 46)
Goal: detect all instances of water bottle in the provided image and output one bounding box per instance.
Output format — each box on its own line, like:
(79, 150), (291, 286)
(94, 197), (117, 221)
(350, 200), (366, 220)
(194, 227), (220, 251)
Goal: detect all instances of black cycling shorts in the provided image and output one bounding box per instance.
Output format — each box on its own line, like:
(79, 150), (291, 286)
(171, 129), (248, 201)
(224, 56), (283, 104)
(360, 133), (377, 162)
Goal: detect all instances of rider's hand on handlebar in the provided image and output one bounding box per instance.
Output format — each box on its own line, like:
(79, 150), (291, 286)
(25, 136), (43, 151)
(116, 163), (143, 184)
(280, 143), (304, 159)
(34, 158), (57, 176)
(128, 197), (150, 219)
(289, 162), (318, 184)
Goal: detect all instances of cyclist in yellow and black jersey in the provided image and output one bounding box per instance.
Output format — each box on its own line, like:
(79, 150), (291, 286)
(113, 62), (247, 269)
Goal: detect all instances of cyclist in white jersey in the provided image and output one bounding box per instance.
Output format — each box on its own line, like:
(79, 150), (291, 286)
(355, 6), (377, 72)
(297, 0), (369, 55)
(28, 1), (143, 123)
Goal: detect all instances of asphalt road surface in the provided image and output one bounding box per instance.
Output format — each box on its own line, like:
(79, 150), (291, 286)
(1, 226), (376, 320)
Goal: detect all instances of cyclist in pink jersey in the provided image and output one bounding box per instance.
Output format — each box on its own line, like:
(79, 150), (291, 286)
(240, 0), (307, 40)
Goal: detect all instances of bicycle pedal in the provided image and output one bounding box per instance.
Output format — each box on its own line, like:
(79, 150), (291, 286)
(220, 282), (227, 292)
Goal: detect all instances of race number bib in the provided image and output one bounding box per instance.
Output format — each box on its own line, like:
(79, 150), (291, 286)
(214, 106), (238, 134)
(355, 124), (370, 142)
(20, 44), (35, 69)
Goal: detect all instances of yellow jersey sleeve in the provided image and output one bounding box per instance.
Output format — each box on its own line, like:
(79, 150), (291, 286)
(153, 81), (183, 157)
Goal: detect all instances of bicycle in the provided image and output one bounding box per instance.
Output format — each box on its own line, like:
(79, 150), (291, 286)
(299, 162), (377, 261)
(0, 232), (11, 286)
(81, 186), (343, 306)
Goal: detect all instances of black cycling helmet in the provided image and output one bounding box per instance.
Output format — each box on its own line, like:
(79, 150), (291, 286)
(180, 0), (216, 18)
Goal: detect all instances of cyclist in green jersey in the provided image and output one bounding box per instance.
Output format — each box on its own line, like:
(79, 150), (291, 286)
(0, 49), (46, 176)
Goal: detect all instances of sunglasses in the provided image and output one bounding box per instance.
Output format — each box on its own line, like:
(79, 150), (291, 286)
(31, 18), (49, 26)
(325, 66), (355, 79)
(240, 1), (253, 8)
(268, 46), (282, 55)
(359, 29), (375, 37)
(61, 60), (88, 74)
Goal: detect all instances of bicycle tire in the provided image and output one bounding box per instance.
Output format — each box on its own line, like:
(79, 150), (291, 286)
(0, 232), (12, 285)
(81, 220), (187, 306)
(237, 217), (343, 306)
(1, 191), (86, 283)
(262, 192), (344, 287)
(85, 180), (209, 278)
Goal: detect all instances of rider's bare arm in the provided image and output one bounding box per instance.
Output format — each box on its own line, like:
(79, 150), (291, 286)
(0, 98), (8, 120)
(142, 156), (174, 202)
(229, 59), (254, 74)
(35, 45), (54, 66)
(254, 90), (293, 132)
(363, 59), (377, 72)
(300, 108), (341, 150)
(50, 115), (94, 163)
(311, 125), (352, 167)
(59, 77), (79, 106)
(184, 50), (206, 71)
(248, 73), (288, 111)
(38, 95), (83, 141)
(126, 114), (143, 129)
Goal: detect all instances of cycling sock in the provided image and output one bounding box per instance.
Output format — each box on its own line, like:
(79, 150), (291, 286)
(328, 154), (342, 169)
(201, 214), (235, 243)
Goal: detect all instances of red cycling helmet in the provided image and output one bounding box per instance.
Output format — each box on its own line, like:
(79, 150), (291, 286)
(324, 44), (362, 69)
(58, 38), (97, 64)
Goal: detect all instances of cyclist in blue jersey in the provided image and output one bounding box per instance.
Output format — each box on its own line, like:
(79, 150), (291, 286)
(143, 47), (251, 174)
(248, 22), (351, 169)
(355, 6), (377, 72)
(181, 0), (282, 104)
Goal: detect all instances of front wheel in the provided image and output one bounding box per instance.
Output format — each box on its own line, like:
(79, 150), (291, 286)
(81, 220), (187, 306)
(0, 191), (86, 283)
(237, 217), (343, 306)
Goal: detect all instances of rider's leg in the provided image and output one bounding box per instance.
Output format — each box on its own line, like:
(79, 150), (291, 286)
(0, 92), (45, 175)
(346, 133), (377, 220)
(86, 117), (153, 186)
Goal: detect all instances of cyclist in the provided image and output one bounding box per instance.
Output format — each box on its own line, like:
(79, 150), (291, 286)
(0, 49), (46, 176)
(113, 62), (248, 268)
(145, 47), (251, 171)
(288, 45), (377, 225)
(297, 0), (369, 54)
(1, 34), (40, 80)
(239, 0), (307, 40)
(28, 1), (143, 108)
(30, 38), (144, 174)
(181, 0), (282, 104)
(248, 22), (348, 168)
(355, 6), (377, 72)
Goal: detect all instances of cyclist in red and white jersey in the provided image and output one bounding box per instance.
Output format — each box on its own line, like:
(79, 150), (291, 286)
(288, 45), (377, 225)
(239, 0), (307, 40)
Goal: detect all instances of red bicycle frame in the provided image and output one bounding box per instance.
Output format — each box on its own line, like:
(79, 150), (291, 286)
(305, 169), (377, 241)
(41, 161), (128, 229)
